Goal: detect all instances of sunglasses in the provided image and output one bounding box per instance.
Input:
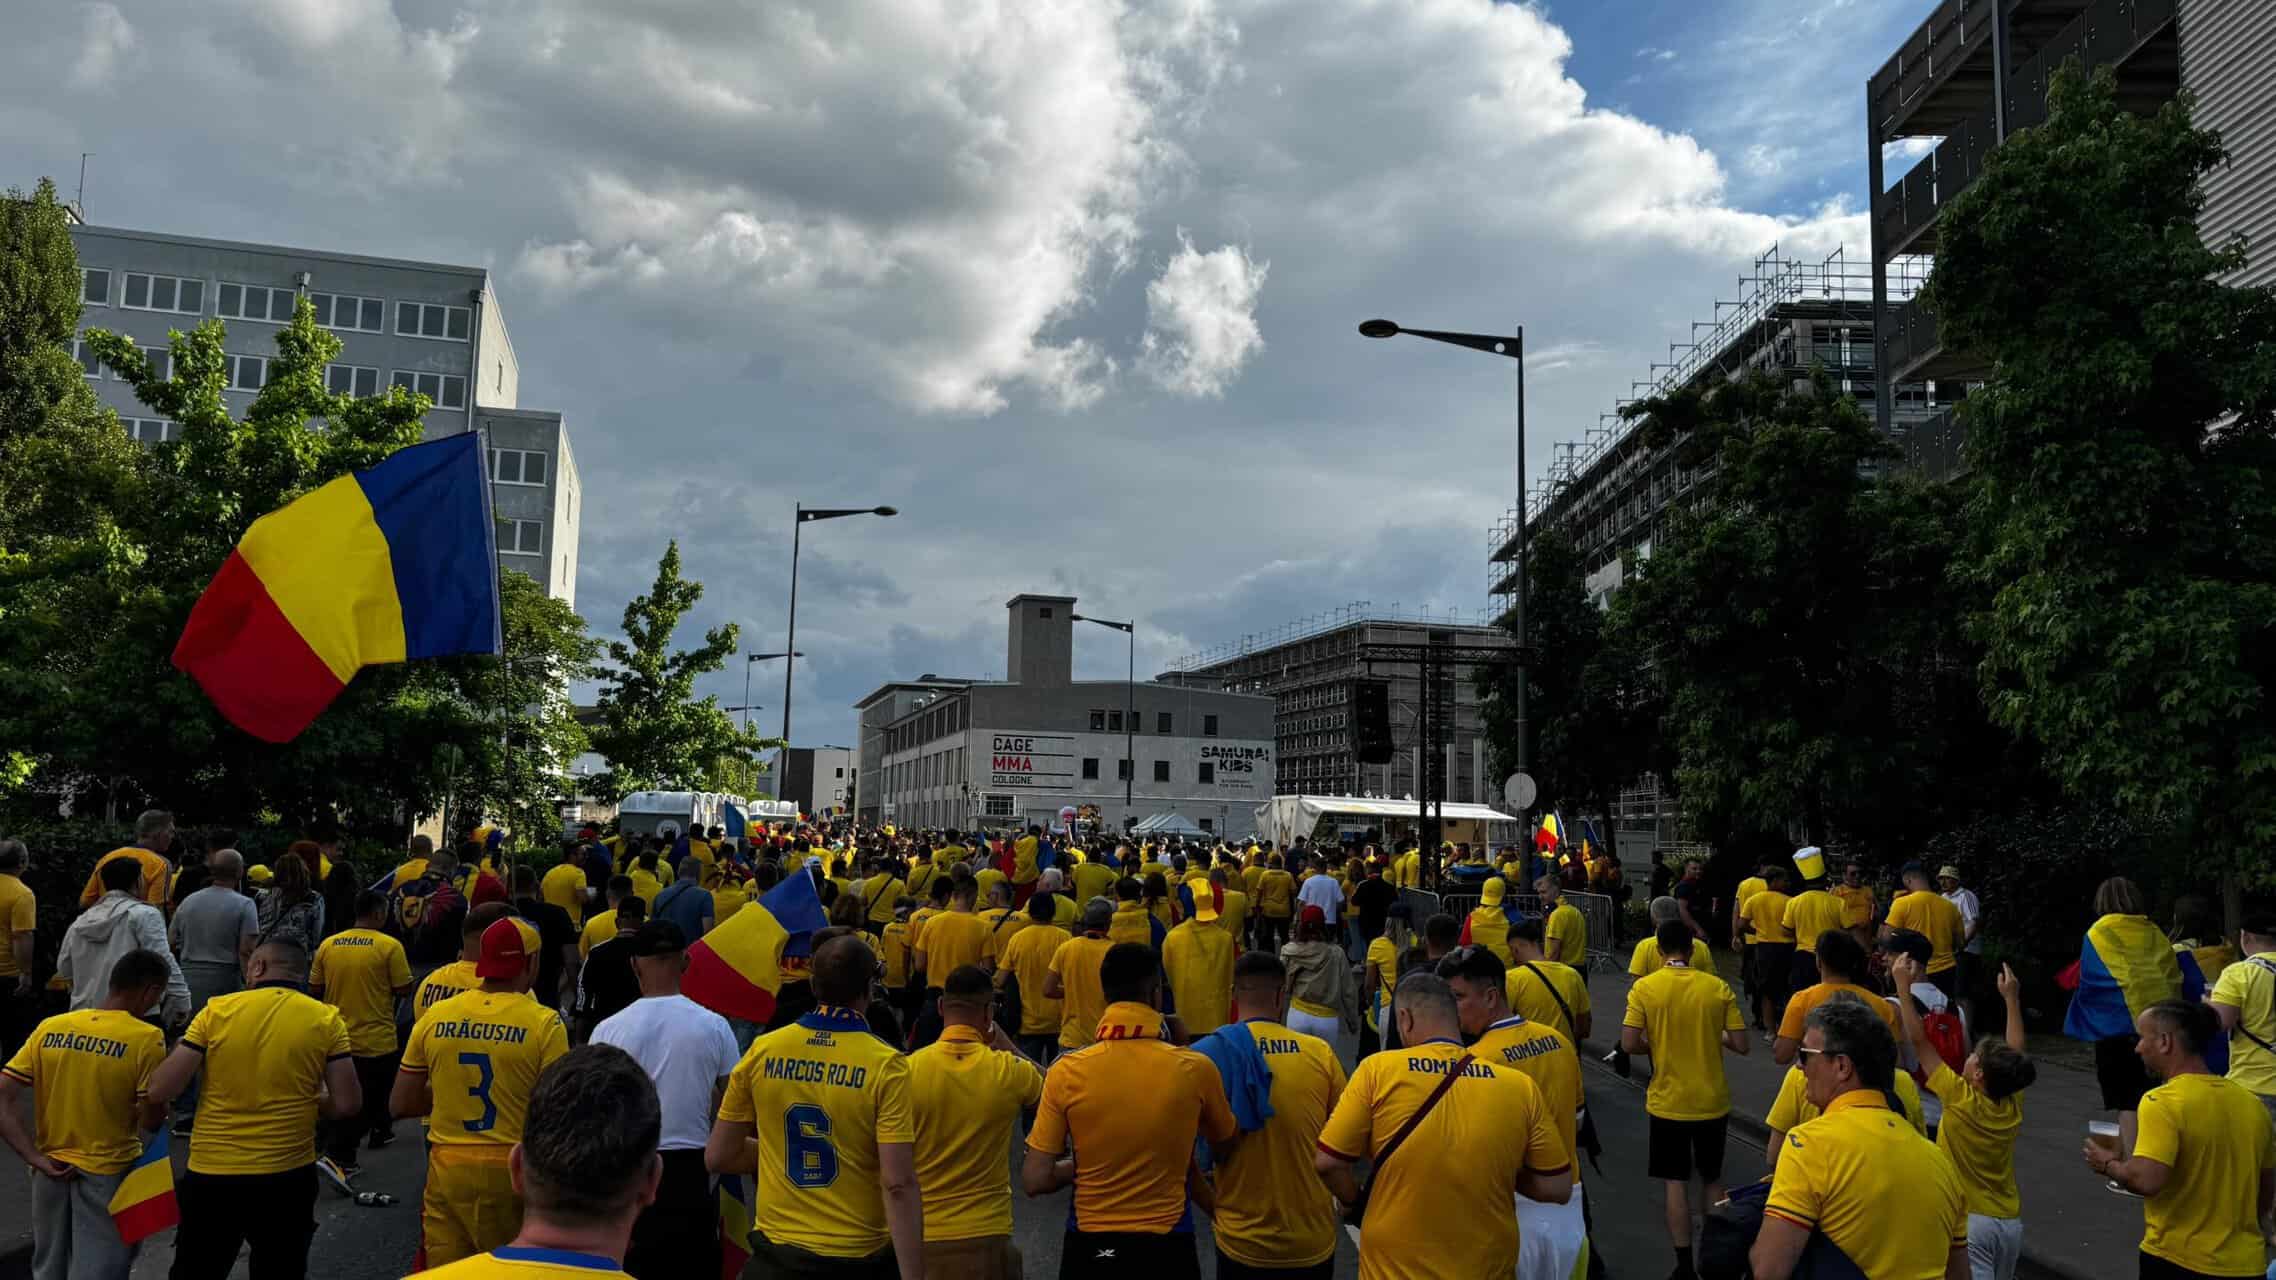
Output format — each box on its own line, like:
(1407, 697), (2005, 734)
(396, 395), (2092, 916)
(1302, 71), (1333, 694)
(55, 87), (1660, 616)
(1794, 1045), (1848, 1065)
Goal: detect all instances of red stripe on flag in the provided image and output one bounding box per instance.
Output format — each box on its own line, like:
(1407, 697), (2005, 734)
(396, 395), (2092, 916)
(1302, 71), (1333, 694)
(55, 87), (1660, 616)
(171, 550), (347, 742)
(112, 1189), (178, 1245)
(682, 947), (778, 1024)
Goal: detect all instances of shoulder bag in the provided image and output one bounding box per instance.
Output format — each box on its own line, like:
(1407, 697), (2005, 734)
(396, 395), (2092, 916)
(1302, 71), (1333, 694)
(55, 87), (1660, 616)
(1345, 1052), (1472, 1234)
(1522, 962), (1604, 1168)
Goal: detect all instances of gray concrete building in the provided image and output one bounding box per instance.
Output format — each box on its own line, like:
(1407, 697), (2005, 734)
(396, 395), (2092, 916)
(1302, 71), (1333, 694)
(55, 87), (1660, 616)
(1167, 606), (1508, 807)
(66, 222), (581, 606)
(855, 595), (1276, 837)
(1867, 0), (2276, 478)
(768, 745), (857, 818)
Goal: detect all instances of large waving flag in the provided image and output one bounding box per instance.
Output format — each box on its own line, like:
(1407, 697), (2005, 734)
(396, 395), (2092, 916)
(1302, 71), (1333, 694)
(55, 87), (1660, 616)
(1533, 812), (1563, 851)
(172, 434), (501, 742)
(716, 1175), (751, 1280)
(2065, 912), (2204, 1041)
(110, 1127), (179, 1245)
(684, 860), (828, 1022)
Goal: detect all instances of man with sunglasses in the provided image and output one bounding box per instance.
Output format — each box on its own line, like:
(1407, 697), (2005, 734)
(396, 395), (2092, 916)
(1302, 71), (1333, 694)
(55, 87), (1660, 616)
(1754, 997), (1967, 1280)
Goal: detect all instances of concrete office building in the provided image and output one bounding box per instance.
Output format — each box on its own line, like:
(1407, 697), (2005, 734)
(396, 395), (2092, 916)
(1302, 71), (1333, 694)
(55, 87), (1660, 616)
(1868, 0), (2275, 478)
(856, 595), (1276, 837)
(66, 222), (581, 606)
(769, 746), (857, 818)
(1167, 605), (1508, 806)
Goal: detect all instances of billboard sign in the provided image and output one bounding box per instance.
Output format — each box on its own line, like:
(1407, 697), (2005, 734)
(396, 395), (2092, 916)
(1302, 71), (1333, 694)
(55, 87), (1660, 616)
(986, 731), (1075, 790)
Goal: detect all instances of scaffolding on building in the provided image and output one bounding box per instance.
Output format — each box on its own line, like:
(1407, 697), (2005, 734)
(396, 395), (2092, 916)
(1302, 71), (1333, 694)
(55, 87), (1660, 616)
(1167, 601), (1498, 674)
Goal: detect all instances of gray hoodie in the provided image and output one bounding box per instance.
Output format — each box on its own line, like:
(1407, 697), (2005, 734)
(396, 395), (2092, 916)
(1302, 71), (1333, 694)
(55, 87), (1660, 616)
(58, 890), (191, 1022)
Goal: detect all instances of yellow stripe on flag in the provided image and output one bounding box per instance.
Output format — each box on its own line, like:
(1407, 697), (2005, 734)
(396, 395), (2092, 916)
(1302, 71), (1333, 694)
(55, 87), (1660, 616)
(236, 474), (407, 682)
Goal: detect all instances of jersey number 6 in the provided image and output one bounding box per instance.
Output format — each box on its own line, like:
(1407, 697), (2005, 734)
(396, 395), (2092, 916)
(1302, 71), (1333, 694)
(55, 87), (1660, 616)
(783, 1103), (838, 1188)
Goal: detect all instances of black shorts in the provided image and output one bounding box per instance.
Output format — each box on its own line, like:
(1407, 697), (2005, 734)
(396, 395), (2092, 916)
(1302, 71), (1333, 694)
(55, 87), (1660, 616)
(2138, 1249), (2262, 1279)
(1059, 1230), (1199, 1280)
(1754, 944), (1796, 1001)
(2097, 1034), (2156, 1111)
(1215, 1251), (1333, 1280)
(1647, 1114), (1728, 1182)
(744, 1233), (896, 1279)
(1789, 949), (1821, 992)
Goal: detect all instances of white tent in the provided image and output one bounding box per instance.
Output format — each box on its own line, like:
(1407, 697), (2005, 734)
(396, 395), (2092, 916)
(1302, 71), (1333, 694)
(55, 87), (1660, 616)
(1130, 811), (1209, 838)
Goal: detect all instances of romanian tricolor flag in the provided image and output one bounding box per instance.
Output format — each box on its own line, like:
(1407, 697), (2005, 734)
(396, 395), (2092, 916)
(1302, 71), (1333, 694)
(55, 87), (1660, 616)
(172, 433), (502, 743)
(2064, 911), (2207, 1042)
(1533, 812), (1563, 851)
(109, 1127), (179, 1245)
(716, 1175), (752, 1280)
(684, 860), (828, 1022)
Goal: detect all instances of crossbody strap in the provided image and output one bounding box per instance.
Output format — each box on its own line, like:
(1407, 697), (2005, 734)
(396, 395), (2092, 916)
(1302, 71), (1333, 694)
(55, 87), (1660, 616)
(1355, 1053), (1472, 1214)
(2236, 956), (2276, 1053)
(1522, 962), (1582, 1043)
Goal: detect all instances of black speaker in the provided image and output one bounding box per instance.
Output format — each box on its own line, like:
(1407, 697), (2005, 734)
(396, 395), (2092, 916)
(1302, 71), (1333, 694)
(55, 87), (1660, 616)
(1351, 679), (1393, 764)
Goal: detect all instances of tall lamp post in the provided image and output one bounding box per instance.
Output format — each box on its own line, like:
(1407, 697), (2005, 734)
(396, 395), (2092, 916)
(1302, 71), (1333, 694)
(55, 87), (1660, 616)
(1358, 319), (1530, 782)
(739, 651), (801, 733)
(1073, 613), (1136, 819)
(781, 505), (897, 752)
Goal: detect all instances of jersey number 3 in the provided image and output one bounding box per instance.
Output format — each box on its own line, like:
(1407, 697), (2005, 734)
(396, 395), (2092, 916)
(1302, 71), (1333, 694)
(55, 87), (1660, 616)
(783, 1103), (838, 1187)
(458, 1052), (498, 1133)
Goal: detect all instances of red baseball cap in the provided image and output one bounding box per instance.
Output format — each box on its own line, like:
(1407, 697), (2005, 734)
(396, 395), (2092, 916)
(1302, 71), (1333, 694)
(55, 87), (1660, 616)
(476, 917), (538, 979)
(1299, 904), (1327, 927)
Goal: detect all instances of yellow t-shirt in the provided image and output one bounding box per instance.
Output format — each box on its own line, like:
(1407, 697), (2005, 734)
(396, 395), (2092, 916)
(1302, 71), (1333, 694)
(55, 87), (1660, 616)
(973, 867), (1006, 901)
(1621, 962), (1744, 1121)
(1832, 883), (1877, 929)
(1543, 903), (1586, 965)
(1885, 890), (1963, 973)
(1070, 860), (1118, 906)
(1, 1009), (164, 1174)
(996, 924), (1069, 1036)
(1051, 893), (1079, 929)
(79, 847), (171, 908)
(1777, 982), (1899, 1041)
(578, 910), (617, 958)
(539, 863), (588, 927)
(1782, 890), (1848, 953)
(402, 989), (569, 1145)
(906, 1025), (1045, 1242)
(1925, 1063), (2023, 1219)
(0, 873), (36, 978)
(908, 906), (939, 955)
(1162, 921), (1235, 1036)
(1465, 908), (1512, 965)
(977, 908), (1026, 961)
(1048, 935), (1115, 1050)
(409, 1246), (631, 1280)
(905, 861), (943, 905)
(863, 875), (907, 927)
(719, 1007), (915, 1259)
(1393, 852), (1422, 888)
(1026, 1006), (1237, 1233)
(627, 866), (664, 906)
(880, 922), (913, 988)
(1107, 903), (1153, 949)
(711, 882), (748, 923)
(1766, 1065), (1925, 1135)
(180, 984), (352, 1175)
(2212, 955), (2276, 1096)
(1765, 1092), (1967, 1280)
(1629, 937), (1667, 977)
(1217, 888), (1250, 940)
(1472, 1017), (1582, 1178)
(1318, 1041), (1566, 1280)
(416, 959), (483, 1022)
(1505, 959), (1592, 1042)
(1257, 870), (1295, 918)
(1742, 890), (1794, 944)
(917, 909), (989, 987)
(1733, 876), (1767, 921)
(1242, 864), (1267, 898)
(311, 928), (412, 1056)
(2135, 1071), (2276, 1277)
(1364, 935), (1400, 1030)
(1211, 1023), (1347, 1268)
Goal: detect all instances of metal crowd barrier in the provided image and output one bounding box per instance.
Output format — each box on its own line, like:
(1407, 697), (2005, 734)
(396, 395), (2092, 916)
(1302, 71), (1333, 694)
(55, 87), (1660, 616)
(1402, 885), (1623, 977)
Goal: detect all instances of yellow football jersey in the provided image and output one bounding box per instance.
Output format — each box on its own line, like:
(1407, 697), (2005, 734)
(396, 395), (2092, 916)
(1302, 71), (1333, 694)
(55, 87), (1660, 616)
(415, 960), (482, 1022)
(402, 990), (570, 1145)
(311, 928), (412, 1056)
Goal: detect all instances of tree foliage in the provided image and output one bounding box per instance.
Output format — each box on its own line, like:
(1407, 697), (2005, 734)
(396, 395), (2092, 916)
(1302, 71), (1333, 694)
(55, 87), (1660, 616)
(1929, 66), (2276, 884)
(586, 542), (770, 801)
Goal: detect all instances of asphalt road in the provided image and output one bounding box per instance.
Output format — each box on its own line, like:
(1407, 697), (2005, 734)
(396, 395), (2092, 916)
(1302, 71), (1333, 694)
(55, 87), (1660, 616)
(111, 1033), (1778, 1280)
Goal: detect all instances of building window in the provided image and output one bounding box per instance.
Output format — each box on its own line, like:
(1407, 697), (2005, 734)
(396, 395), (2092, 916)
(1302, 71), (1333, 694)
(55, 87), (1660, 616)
(1204, 715), (1220, 737)
(496, 518), (543, 555)
(1089, 710), (1106, 732)
(224, 354), (270, 392)
(326, 363), (379, 397)
(137, 345), (173, 381)
(1153, 760), (1170, 782)
(81, 269), (109, 306)
(73, 338), (100, 377)
(121, 272), (204, 315)
(1199, 817), (1214, 833)
(984, 793), (1017, 818)
(1081, 758), (1100, 780)
(490, 448), (549, 486)
(1039, 607), (1053, 618)
(1117, 759), (1132, 781)
(1157, 712), (1172, 734)
(122, 418), (177, 444)
(391, 370), (467, 410)
(1107, 710), (1122, 732)
(215, 282), (297, 323)
(835, 767), (845, 779)
(310, 292), (385, 333)
(396, 301), (472, 341)
(1199, 762), (1215, 784)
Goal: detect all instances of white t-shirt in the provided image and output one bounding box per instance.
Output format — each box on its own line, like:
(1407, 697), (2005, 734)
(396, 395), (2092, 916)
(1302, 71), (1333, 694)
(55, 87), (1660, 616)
(591, 993), (740, 1150)
(1296, 872), (1343, 924)
(1943, 887), (1982, 954)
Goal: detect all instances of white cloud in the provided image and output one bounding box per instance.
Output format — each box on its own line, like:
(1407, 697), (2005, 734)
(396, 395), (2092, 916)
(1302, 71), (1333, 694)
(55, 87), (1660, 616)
(1742, 143), (1799, 178)
(1138, 231), (1267, 397)
(68, 3), (135, 88)
(1636, 45), (1678, 62)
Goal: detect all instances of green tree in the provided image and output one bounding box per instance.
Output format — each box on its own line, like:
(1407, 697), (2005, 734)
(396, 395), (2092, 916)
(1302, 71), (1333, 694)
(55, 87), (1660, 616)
(586, 542), (767, 801)
(1615, 368), (1996, 855)
(1928, 66), (2276, 912)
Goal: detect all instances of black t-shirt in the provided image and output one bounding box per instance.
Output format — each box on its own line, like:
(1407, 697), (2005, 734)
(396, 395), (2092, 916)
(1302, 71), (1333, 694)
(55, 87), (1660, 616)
(512, 896), (577, 1008)
(1352, 877), (1398, 931)
(579, 937), (641, 1030)
(1673, 877), (1709, 931)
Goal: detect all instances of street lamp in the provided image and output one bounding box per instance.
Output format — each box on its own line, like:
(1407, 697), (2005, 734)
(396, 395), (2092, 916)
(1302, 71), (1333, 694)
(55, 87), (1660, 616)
(781, 505), (897, 750)
(740, 651), (800, 733)
(1358, 318), (1530, 781)
(1072, 613), (1136, 816)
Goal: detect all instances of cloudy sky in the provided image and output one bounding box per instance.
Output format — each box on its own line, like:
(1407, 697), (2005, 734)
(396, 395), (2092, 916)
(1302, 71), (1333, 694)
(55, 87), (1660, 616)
(5, 0), (1928, 751)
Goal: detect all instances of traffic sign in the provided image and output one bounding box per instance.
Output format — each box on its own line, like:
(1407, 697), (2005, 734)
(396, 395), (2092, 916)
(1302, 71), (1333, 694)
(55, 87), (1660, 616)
(1503, 772), (1537, 810)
